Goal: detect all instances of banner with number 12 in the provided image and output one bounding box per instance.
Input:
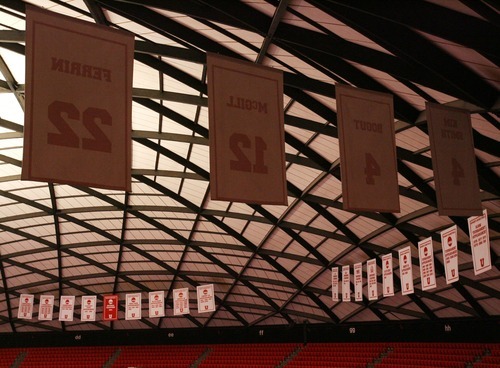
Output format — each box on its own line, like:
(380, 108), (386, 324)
(207, 53), (287, 205)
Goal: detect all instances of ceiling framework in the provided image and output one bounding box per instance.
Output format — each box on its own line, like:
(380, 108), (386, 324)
(0, 0), (498, 334)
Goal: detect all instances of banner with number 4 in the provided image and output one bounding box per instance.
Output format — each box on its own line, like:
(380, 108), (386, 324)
(426, 102), (481, 216)
(336, 84), (399, 213)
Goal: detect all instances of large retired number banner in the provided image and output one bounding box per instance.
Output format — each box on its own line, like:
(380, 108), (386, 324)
(22, 6), (134, 191)
(336, 85), (399, 213)
(207, 53), (287, 205)
(426, 103), (481, 216)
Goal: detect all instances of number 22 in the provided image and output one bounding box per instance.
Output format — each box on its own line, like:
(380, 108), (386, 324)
(47, 100), (112, 153)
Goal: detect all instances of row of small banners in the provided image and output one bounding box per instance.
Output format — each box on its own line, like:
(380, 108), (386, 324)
(333, 209), (491, 301)
(17, 285), (215, 322)
(17, 210), (491, 321)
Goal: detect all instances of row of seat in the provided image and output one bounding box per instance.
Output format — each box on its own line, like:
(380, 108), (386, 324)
(286, 363), (368, 368)
(200, 365), (276, 368)
(200, 342), (296, 367)
(17, 346), (115, 368)
(209, 351), (289, 356)
(291, 356), (377, 362)
(389, 342), (485, 348)
(374, 342), (493, 368)
(473, 352), (500, 367)
(480, 355), (500, 363)
(390, 347), (483, 355)
(286, 343), (382, 368)
(384, 353), (477, 362)
(20, 364), (103, 368)
(112, 345), (205, 367)
(2, 342), (498, 368)
(114, 363), (198, 368)
(376, 358), (469, 368)
(376, 366), (457, 368)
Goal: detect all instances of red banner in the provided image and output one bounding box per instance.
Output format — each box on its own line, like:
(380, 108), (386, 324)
(22, 6), (133, 191)
(426, 103), (481, 216)
(103, 295), (118, 321)
(207, 53), (287, 204)
(336, 84), (399, 212)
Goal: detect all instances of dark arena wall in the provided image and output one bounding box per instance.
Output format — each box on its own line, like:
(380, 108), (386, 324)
(1, 319), (498, 348)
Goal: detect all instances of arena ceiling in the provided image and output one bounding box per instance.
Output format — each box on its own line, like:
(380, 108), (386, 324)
(0, 0), (498, 334)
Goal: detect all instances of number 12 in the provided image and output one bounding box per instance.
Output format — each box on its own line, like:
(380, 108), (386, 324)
(229, 133), (268, 174)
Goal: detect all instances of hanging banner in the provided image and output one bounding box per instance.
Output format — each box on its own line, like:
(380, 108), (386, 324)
(418, 237), (436, 291)
(81, 295), (97, 321)
(335, 84), (399, 212)
(342, 265), (351, 302)
(399, 247), (414, 295)
(207, 53), (287, 205)
(367, 259), (378, 301)
(103, 295), (119, 321)
(125, 293), (141, 320)
(173, 288), (190, 316)
(17, 294), (34, 320)
(382, 254), (394, 297)
(38, 295), (54, 321)
(467, 209), (492, 275)
(331, 267), (339, 302)
(59, 295), (75, 322)
(354, 262), (363, 301)
(149, 291), (165, 318)
(22, 6), (133, 191)
(426, 103), (481, 216)
(197, 284), (215, 313)
(441, 225), (459, 284)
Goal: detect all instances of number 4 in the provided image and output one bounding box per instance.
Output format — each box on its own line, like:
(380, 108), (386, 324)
(364, 152), (381, 185)
(451, 157), (464, 185)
